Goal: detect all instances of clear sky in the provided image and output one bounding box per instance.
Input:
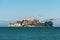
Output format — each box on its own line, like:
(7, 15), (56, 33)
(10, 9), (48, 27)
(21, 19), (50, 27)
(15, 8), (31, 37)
(0, 0), (60, 21)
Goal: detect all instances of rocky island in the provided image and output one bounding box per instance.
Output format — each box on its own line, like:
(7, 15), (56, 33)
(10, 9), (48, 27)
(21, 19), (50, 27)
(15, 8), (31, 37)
(8, 18), (53, 27)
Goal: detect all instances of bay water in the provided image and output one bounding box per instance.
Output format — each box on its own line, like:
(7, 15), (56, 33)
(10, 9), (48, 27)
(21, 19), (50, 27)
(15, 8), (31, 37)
(0, 27), (60, 40)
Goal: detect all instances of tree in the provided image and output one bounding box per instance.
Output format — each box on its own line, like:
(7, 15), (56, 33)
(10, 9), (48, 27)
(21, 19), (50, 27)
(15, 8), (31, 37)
(47, 21), (53, 27)
(45, 21), (53, 27)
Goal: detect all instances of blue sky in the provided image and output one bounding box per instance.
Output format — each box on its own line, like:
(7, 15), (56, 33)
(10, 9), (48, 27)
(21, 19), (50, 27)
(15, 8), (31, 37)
(0, 0), (60, 21)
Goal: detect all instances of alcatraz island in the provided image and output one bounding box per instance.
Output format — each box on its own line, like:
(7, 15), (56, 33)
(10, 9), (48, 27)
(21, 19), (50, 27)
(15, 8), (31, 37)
(8, 18), (53, 27)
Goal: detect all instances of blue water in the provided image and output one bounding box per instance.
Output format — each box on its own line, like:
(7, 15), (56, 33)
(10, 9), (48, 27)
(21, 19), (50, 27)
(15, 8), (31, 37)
(0, 27), (60, 40)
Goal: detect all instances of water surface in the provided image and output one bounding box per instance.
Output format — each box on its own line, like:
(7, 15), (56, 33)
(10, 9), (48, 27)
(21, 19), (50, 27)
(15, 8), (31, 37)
(0, 27), (60, 40)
